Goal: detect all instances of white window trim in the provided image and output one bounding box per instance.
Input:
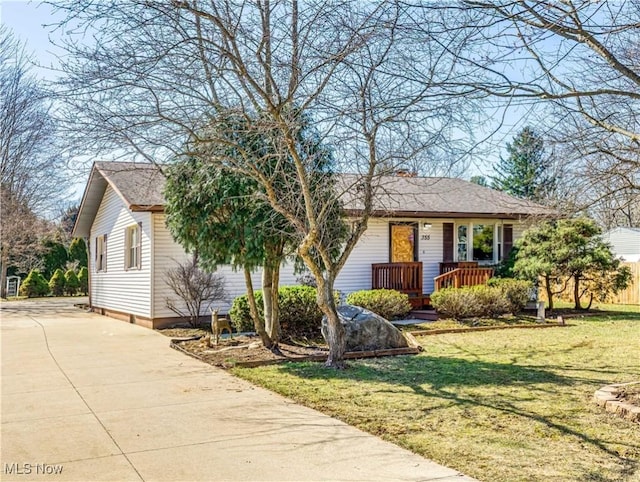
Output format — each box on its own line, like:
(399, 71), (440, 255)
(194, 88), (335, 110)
(96, 234), (107, 272)
(125, 223), (142, 270)
(454, 222), (501, 265)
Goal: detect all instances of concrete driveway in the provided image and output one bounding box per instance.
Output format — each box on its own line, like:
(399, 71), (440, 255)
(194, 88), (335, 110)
(1, 298), (475, 481)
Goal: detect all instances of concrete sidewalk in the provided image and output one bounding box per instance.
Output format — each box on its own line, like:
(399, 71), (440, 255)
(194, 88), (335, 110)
(1, 298), (476, 482)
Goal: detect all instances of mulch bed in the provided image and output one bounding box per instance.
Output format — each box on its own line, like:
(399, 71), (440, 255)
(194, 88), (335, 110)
(157, 327), (329, 368)
(173, 335), (329, 368)
(157, 317), (571, 368)
(158, 327), (421, 368)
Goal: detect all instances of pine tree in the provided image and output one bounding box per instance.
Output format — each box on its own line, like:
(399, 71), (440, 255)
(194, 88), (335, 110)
(491, 127), (554, 202)
(68, 238), (88, 268)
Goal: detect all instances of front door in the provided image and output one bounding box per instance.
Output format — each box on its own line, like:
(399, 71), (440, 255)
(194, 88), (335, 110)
(390, 223), (418, 262)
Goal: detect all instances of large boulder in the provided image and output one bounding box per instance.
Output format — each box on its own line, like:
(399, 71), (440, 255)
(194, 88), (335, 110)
(321, 305), (409, 351)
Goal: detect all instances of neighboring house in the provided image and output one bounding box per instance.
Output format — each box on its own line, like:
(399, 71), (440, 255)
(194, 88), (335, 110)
(602, 227), (640, 262)
(73, 162), (554, 328)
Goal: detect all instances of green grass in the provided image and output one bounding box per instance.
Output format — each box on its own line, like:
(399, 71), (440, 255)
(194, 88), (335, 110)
(233, 313), (640, 482)
(549, 301), (640, 313)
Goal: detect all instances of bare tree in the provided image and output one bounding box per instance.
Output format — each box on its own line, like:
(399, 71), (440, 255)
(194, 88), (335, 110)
(462, 1), (640, 220)
(51, 1), (492, 366)
(0, 26), (68, 297)
(165, 256), (227, 328)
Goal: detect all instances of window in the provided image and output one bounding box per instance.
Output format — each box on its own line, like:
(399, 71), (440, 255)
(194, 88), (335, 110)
(96, 235), (107, 272)
(125, 223), (141, 270)
(472, 224), (494, 261)
(457, 225), (468, 261)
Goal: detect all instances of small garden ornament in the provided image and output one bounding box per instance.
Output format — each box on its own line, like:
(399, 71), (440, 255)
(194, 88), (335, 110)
(211, 308), (233, 345)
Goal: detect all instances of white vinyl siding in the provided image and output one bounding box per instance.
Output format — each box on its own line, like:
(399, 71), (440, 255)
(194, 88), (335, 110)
(603, 228), (640, 262)
(151, 214), (389, 317)
(152, 213), (271, 317)
(148, 214), (529, 318)
(90, 186), (152, 318)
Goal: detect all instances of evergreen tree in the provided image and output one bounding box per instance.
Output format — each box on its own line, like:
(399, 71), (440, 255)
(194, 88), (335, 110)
(78, 267), (89, 295)
(41, 238), (68, 279)
(68, 238), (88, 268)
(491, 127), (554, 202)
(20, 270), (50, 298)
(49, 268), (66, 296)
(514, 218), (631, 310)
(165, 108), (343, 352)
(470, 175), (488, 187)
(64, 270), (80, 296)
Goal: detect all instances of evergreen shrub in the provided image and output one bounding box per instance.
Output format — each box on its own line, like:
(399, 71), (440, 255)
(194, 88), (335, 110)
(64, 270), (80, 296)
(49, 268), (66, 296)
(20, 270), (50, 298)
(345, 289), (412, 320)
(230, 285), (325, 340)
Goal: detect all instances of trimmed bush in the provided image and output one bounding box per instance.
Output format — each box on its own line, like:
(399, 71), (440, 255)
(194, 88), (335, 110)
(470, 285), (510, 318)
(20, 270), (50, 298)
(49, 268), (66, 296)
(229, 285), (325, 340)
(430, 287), (478, 320)
(345, 289), (412, 320)
(78, 267), (89, 295)
(78, 266), (89, 296)
(64, 270), (80, 296)
(487, 278), (533, 314)
(431, 285), (511, 320)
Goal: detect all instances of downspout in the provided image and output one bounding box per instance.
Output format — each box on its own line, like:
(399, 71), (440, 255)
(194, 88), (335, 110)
(86, 237), (92, 307)
(149, 213), (156, 322)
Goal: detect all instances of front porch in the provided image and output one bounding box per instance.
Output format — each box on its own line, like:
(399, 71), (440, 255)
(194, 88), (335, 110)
(372, 261), (494, 309)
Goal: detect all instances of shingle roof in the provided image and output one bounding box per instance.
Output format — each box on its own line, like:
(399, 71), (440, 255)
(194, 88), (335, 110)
(95, 161), (166, 208)
(73, 162), (555, 238)
(72, 162), (166, 238)
(337, 174), (555, 218)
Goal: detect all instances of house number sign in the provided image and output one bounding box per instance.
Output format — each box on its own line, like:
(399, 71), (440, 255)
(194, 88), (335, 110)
(420, 234), (431, 241)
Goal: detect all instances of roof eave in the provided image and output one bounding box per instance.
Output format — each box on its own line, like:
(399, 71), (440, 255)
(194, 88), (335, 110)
(344, 209), (556, 219)
(72, 165), (107, 239)
(130, 204), (165, 212)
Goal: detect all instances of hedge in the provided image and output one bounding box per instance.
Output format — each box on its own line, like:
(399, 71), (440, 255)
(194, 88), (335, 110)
(431, 285), (512, 320)
(229, 285), (325, 340)
(487, 278), (533, 314)
(345, 289), (412, 320)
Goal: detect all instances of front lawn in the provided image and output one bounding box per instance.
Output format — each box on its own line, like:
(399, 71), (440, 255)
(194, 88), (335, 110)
(233, 312), (640, 482)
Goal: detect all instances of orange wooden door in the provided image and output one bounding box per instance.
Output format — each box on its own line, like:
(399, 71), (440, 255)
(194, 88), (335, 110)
(391, 224), (416, 262)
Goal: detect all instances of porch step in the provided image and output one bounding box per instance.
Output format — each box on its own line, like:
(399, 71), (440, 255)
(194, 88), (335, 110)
(409, 309), (438, 321)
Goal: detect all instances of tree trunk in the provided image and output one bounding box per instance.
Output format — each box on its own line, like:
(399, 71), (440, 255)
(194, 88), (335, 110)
(315, 274), (346, 369)
(243, 267), (273, 348)
(586, 292), (594, 310)
(0, 255), (7, 299)
(261, 263), (281, 353)
(544, 274), (554, 311)
(269, 262), (281, 342)
(573, 274), (582, 310)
